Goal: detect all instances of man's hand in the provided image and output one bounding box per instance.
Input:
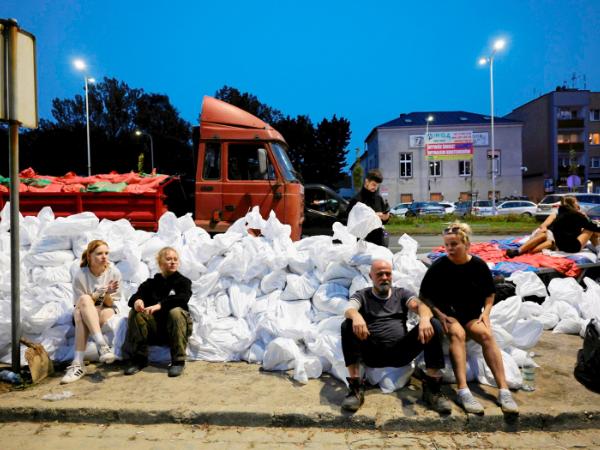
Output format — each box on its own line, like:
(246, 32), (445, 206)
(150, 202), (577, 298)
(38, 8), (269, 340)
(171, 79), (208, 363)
(352, 315), (370, 341)
(143, 303), (162, 315)
(134, 299), (145, 313)
(418, 316), (434, 344)
(476, 311), (491, 328)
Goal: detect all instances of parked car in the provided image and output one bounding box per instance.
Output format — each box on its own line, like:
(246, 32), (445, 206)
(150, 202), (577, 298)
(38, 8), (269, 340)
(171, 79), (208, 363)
(587, 205), (600, 222)
(495, 200), (538, 216)
(390, 202), (412, 217)
(302, 184), (349, 236)
(404, 201), (445, 217)
(454, 201), (472, 217)
(534, 193), (600, 221)
(438, 202), (456, 214)
(471, 200), (494, 216)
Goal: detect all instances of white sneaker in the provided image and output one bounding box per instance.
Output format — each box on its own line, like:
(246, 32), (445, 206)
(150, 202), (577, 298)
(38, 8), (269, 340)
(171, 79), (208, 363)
(458, 391), (484, 415)
(61, 363), (85, 384)
(98, 345), (116, 364)
(498, 390), (519, 414)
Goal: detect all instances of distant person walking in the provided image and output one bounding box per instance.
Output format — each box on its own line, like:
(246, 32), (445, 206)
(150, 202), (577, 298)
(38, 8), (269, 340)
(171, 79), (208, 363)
(61, 240), (121, 384)
(347, 169), (390, 246)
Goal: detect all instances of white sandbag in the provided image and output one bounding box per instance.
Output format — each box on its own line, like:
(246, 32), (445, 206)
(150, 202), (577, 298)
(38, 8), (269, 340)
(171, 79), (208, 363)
(192, 271), (220, 296)
(29, 235), (72, 254)
(25, 250), (75, 267)
(140, 235), (168, 261)
(176, 213), (196, 234)
(332, 222), (358, 246)
(365, 365), (414, 393)
(321, 262), (360, 283)
(218, 242), (248, 279)
(215, 293), (232, 318)
(281, 271), (320, 301)
(346, 202), (382, 239)
(262, 337), (302, 371)
(441, 354), (478, 383)
(244, 341), (266, 364)
(490, 295), (522, 332)
(228, 281), (258, 319)
(312, 283), (351, 316)
(580, 278), (600, 321)
(261, 210), (292, 243)
(349, 274), (370, 296)
(305, 331), (348, 382)
(492, 325), (514, 349)
(518, 301), (543, 319)
(350, 241), (394, 266)
(547, 277), (584, 308)
(287, 250), (313, 275)
(20, 215), (41, 246)
(507, 271), (548, 298)
(553, 317), (585, 335)
(476, 349), (522, 389)
(43, 212), (99, 236)
(509, 348), (539, 368)
(511, 318), (544, 349)
(31, 264), (72, 287)
(293, 353), (323, 384)
(260, 269), (287, 294)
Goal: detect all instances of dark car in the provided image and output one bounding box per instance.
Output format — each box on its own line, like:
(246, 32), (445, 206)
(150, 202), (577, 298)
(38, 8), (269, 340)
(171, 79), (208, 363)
(404, 201), (445, 217)
(454, 201), (472, 217)
(302, 184), (349, 236)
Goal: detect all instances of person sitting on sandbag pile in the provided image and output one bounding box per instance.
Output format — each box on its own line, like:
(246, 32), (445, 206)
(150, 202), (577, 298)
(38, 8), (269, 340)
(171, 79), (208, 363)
(122, 247), (193, 378)
(340, 259), (451, 414)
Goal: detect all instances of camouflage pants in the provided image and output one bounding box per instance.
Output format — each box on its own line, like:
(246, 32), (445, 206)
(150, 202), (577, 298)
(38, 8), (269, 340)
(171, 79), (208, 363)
(124, 307), (192, 363)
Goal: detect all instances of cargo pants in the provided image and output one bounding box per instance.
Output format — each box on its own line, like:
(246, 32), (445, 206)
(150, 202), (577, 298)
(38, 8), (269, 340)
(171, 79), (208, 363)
(124, 307), (193, 363)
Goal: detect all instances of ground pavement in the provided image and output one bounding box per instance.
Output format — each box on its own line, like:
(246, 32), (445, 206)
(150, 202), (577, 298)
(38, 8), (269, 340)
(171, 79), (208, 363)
(0, 331), (598, 433)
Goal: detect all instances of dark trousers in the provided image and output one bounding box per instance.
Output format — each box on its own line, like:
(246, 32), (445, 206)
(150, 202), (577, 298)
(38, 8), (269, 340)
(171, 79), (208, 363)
(341, 318), (445, 369)
(124, 307), (192, 363)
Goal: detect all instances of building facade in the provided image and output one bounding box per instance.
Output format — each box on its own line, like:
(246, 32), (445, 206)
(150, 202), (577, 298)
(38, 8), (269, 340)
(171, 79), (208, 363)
(505, 88), (600, 201)
(363, 112), (523, 205)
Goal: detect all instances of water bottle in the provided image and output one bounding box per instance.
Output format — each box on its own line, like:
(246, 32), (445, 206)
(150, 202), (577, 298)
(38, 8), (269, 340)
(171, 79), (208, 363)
(0, 369), (22, 385)
(521, 362), (536, 392)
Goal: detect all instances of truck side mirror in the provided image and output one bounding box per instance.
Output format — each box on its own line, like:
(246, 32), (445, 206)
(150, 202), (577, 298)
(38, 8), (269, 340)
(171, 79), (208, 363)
(257, 148), (268, 178)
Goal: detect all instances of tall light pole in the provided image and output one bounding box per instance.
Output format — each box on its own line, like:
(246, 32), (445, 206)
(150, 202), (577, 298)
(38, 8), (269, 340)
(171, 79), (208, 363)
(425, 115), (434, 200)
(135, 130), (155, 171)
(479, 38), (506, 215)
(73, 59), (94, 176)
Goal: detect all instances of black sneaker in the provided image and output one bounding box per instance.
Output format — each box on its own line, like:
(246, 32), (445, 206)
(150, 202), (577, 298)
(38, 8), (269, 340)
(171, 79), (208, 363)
(506, 249), (520, 258)
(341, 377), (365, 412)
(124, 359), (147, 376)
(168, 362), (185, 377)
(422, 375), (452, 414)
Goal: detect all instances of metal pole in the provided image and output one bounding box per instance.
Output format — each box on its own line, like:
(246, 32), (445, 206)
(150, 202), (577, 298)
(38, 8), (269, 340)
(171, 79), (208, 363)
(148, 133), (154, 171)
(425, 120), (430, 201)
(6, 19), (21, 372)
(84, 77), (91, 176)
(490, 53), (496, 214)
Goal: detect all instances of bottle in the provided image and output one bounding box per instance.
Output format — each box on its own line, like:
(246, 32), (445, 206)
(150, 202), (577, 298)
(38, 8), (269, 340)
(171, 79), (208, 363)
(0, 369), (22, 385)
(521, 362), (536, 392)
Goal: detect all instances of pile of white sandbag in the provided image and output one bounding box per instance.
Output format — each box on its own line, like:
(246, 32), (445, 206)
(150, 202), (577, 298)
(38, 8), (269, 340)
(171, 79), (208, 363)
(1, 201), (596, 391)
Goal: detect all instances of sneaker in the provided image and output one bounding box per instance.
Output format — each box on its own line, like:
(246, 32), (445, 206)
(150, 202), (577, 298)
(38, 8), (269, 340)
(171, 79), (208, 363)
(124, 359), (147, 376)
(457, 390), (484, 415)
(61, 363), (85, 384)
(422, 376), (452, 414)
(168, 362), (185, 378)
(341, 377), (365, 412)
(498, 390), (519, 414)
(98, 345), (116, 364)
(506, 249), (520, 258)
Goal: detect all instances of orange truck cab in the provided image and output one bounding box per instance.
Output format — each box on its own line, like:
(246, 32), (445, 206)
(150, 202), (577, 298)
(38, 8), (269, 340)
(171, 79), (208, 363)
(193, 96), (304, 240)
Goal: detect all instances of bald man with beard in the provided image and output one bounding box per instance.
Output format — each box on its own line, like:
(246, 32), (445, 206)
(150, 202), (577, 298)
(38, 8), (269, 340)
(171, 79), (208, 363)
(340, 259), (451, 414)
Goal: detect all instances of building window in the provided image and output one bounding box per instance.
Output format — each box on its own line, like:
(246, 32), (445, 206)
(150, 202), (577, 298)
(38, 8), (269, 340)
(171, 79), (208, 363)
(557, 108), (578, 119)
(590, 109), (600, 121)
(591, 157), (600, 169)
(558, 133), (581, 144)
(558, 156), (570, 167)
(429, 160), (442, 177)
(487, 149), (501, 176)
(458, 160), (472, 176)
(399, 153), (412, 178)
(589, 133), (600, 145)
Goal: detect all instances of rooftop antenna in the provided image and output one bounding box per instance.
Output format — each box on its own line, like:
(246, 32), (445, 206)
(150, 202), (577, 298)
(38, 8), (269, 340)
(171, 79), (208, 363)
(571, 72), (577, 89)
(583, 74), (587, 89)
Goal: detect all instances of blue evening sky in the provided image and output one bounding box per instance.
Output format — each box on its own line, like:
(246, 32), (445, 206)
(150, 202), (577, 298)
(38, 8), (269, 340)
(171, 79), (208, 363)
(3, 0), (600, 164)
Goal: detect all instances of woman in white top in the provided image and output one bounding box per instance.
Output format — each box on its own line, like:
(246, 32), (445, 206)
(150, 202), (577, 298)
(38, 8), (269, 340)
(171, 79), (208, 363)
(61, 239), (122, 384)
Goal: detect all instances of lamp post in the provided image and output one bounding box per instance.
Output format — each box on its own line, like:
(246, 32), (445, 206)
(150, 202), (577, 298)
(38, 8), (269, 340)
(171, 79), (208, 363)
(73, 59), (94, 176)
(425, 115), (434, 200)
(135, 130), (154, 171)
(479, 38), (506, 215)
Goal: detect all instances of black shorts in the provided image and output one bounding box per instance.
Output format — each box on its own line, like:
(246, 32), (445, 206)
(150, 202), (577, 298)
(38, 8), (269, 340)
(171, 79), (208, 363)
(555, 236), (582, 253)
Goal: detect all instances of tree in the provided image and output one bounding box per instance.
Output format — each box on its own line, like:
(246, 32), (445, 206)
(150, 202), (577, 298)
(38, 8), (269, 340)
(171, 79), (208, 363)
(306, 115), (350, 187)
(351, 148), (364, 192)
(214, 86), (283, 124)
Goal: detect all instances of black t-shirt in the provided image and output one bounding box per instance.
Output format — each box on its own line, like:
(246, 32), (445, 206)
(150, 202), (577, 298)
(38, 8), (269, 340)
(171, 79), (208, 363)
(128, 271), (192, 321)
(550, 206), (600, 251)
(350, 287), (415, 345)
(419, 255), (495, 321)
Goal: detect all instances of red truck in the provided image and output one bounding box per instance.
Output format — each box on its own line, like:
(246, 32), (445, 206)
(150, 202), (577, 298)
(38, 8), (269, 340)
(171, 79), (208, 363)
(0, 97), (305, 239)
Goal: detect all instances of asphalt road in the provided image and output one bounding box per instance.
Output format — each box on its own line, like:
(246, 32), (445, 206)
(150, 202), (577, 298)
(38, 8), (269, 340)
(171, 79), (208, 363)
(389, 234), (513, 255)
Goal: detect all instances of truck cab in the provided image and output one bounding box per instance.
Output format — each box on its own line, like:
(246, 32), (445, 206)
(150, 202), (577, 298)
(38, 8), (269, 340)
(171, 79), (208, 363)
(194, 96), (304, 240)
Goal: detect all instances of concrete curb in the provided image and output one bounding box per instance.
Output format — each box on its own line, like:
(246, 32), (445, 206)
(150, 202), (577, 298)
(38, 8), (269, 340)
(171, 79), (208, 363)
(1, 406), (599, 432)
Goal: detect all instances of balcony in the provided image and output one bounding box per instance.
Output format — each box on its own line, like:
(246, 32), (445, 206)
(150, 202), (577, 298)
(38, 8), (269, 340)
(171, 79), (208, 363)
(557, 119), (584, 128)
(558, 142), (584, 151)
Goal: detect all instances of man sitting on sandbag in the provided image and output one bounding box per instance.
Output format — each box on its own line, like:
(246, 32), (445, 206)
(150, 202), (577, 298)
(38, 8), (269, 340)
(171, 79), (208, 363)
(340, 259), (451, 414)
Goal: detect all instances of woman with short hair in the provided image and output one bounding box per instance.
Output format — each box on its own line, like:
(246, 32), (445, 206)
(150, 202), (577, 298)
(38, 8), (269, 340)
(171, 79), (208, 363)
(419, 222), (518, 415)
(62, 239), (121, 384)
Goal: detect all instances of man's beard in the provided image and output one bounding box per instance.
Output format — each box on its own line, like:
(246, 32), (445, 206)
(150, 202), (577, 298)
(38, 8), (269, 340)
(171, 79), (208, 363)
(375, 282), (391, 296)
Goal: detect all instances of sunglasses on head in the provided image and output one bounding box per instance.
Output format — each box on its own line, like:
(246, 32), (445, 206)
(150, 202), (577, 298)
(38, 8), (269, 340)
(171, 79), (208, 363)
(443, 226), (461, 235)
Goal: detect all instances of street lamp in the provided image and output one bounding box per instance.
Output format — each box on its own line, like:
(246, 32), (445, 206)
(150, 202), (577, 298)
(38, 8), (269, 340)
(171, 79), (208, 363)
(73, 59), (95, 176)
(135, 130), (154, 171)
(479, 38), (506, 215)
(425, 115), (434, 200)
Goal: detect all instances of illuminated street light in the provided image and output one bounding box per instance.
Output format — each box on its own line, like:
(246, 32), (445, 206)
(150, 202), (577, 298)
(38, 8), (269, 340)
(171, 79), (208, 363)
(73, 59), (94, 176)
(425, 115), (435, 200)
(135, 130), (154, 171)
(479, 38), (506, 214)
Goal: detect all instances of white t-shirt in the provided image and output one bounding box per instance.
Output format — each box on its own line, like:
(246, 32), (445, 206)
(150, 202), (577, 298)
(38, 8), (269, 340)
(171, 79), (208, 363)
(72, 263), (122, 306)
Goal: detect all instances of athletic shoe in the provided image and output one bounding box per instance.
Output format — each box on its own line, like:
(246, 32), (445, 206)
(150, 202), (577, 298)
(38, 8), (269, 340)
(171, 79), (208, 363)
(457, 390), (484, 415)
(60, 363), (85, 384)
(422, 376), (452, 414)
(98, 345), (116, 364)
(506, 249), (520, 258)
(168, 363), (185, 378)
(341, 377), (365, 412)
(498, 390), (519, 414)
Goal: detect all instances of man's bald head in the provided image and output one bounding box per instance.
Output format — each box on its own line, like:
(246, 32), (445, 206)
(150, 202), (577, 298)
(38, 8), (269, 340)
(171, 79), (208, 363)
(370, 259), (393, 297)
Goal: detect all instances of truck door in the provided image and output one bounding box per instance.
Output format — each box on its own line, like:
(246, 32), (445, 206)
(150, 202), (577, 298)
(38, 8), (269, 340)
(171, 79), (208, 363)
(195, 142), (223, 228)
(222, 143), (280, 224)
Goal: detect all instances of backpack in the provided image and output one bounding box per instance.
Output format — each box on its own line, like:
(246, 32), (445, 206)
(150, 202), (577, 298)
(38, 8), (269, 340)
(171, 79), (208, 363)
(574, 318), (600, 393)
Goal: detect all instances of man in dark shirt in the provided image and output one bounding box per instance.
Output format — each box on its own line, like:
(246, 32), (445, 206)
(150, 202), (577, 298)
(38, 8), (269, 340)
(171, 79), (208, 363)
(340, 259), (451, 413)
(347, 169), (390, 246)
(123, 247), (193, 377)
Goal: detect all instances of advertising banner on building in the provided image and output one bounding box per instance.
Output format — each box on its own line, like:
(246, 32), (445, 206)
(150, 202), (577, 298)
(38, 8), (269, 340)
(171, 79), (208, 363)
(425, 131), (473, 160)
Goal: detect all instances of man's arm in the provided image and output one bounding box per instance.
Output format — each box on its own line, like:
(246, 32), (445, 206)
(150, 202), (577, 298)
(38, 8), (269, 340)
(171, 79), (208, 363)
(345, 304), (370, 341)
(407, 297), (435, 344)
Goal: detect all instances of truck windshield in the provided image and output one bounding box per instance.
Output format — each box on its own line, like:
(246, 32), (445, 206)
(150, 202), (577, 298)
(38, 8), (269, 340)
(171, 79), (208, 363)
(271, 142), (299, 182)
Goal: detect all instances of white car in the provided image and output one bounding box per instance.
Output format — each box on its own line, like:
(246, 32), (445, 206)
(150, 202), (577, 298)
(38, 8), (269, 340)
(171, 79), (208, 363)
(438, 202), (455, 214)
(390, 202), (412, 217)
(496, 200), (538, 216)
(471, 200), (494, 216)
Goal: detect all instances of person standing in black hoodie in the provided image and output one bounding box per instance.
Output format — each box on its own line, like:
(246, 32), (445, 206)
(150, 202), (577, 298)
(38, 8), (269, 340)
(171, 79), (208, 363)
(347, 169), (390, 246)
(123, 247), (193, 377)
